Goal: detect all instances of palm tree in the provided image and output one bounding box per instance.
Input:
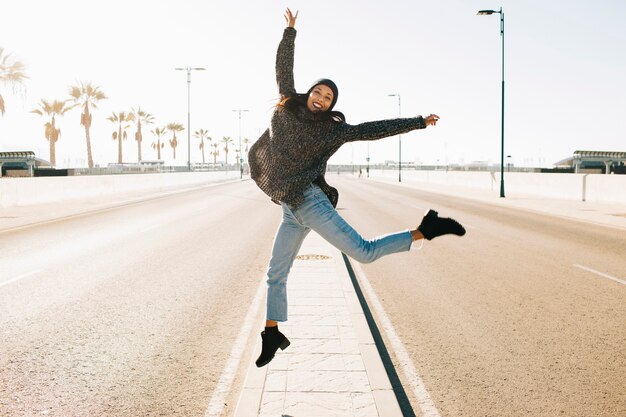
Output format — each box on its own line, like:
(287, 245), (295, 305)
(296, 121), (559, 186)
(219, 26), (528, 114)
(166, 123), (184, 160)
(107, 111), (135, 164)
(0, 47), (28, 116)
(194, 129), (210, 164)
(221, 136), (233, 166)
(131, 107), (154, 162)
(151, 127), (167, 160)
(243, 137), (251, 166)
(31, 99), (74, 166)
(68, 82), (107, 168)
(211, 142), (220, 165)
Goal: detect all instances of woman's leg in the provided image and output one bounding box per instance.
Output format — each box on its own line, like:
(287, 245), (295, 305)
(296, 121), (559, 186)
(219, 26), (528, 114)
(294, 187), (413, 264)
(256, 204), (308, 368)
(265, 203), (310, 323)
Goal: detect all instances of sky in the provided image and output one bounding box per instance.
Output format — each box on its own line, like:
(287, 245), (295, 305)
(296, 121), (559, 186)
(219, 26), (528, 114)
(1, 0), (625, 168)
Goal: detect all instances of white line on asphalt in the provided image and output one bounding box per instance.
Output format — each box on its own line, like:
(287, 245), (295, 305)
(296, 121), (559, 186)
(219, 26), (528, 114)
(0, 269), (43, 289)
(140, 224), (161, 233)
(352, 262), (442, 417)
(573, 264), (626, 286)
(204, 277), (266, 417)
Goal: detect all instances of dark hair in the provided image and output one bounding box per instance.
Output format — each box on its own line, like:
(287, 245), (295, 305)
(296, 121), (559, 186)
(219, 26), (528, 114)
(277, 93), (345, 123)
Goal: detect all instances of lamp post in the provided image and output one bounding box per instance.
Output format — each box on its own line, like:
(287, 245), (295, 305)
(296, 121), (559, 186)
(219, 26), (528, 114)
(477, 7), (505, 197)
(232, 109), (249, 179)
(388, 93), (402, 182)
(175, 66), (206, 171)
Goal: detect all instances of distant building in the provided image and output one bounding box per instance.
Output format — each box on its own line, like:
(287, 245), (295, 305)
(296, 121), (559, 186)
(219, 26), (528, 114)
(554, 150), (626, 174)
(0, 151), (51, 177)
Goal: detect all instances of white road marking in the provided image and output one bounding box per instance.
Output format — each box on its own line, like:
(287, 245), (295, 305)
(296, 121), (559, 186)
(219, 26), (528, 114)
(0, 269), (43, 289)
(352, 262), (442, 417)
(573, 264), (626, 286)
(140, 224), (161, 233)
(204, 277), (266, 417)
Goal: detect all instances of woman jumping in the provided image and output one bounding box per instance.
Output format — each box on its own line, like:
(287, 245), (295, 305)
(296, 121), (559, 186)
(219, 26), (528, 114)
(249, 8), (466, 368)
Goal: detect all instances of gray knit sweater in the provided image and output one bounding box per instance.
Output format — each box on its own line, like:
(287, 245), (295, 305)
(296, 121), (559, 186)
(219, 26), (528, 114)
(249, 27), (427, 208)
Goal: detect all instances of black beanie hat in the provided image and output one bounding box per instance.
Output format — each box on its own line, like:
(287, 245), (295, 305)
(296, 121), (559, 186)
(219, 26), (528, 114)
(306, 78), (339, 111)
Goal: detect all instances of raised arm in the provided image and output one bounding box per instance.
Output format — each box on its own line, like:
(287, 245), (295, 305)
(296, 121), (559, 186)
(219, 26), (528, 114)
(276, 8), (299, 96)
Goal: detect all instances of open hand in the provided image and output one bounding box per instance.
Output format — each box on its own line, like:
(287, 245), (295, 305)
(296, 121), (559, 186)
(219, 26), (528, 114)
(284, 8), (298, 28)
(424, 114), (440, 126)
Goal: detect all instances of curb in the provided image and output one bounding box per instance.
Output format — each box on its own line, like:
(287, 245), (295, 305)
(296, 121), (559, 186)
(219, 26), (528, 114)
(233, 232), (402, 416)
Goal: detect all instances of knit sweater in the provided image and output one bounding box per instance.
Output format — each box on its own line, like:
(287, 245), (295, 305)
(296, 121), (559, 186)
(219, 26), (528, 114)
(249, 27), (427, 208)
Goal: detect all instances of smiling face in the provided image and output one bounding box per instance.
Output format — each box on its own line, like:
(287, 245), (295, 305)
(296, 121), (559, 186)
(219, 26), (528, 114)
(306, 84), (334, 113)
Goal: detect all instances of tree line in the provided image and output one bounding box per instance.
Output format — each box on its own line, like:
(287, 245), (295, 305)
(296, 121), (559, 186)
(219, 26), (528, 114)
(1, 47), (247, 168)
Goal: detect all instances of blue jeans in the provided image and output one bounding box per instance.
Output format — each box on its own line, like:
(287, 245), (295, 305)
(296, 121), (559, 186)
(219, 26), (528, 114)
(266, 184), (414, 322)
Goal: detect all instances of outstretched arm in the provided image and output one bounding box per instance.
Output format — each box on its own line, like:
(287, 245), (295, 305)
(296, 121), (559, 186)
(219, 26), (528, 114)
(276, 8), (299, 96)
(339, 114), (439, 143)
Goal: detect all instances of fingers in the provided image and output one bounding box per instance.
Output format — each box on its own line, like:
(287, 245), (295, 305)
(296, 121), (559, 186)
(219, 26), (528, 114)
(426, 114), (440, 126)
(284, 7), (298, 27)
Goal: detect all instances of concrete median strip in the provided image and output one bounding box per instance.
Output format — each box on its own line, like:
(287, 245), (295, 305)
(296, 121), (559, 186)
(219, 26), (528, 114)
(350, 262), (442, 417)
(233, 232), (406, 417)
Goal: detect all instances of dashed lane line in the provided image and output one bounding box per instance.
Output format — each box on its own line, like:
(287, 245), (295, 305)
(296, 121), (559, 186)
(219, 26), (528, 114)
(0, 269), (43, 289)
(140, 224), (162, 233)
(573, 264), (626, 286)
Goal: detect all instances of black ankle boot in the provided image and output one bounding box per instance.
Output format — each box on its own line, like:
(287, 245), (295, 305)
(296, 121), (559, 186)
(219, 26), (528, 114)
(255, 326), (290, 368)
(418, 209), (466, 240)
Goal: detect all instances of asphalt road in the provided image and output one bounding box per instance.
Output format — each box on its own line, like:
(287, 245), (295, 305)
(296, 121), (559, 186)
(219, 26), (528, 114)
(1, 176), (624, 417)
(333, 175), (625, 417)
(0, 182), (280, 416)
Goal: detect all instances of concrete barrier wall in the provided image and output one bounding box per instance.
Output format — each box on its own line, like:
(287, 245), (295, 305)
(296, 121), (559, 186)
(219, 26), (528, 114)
(585, 174), (626, 204)
(2, 169), (624, 209)
(368, 169), (626, 204)
(0, 171), (240, 208)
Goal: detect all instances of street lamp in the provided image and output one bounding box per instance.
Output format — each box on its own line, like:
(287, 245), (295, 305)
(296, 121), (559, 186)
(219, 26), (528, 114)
(175, 66), (206, 171)
(232, 109), (249, 179)
(477, 7), (505, 197)
(388, 93), (402, 182)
